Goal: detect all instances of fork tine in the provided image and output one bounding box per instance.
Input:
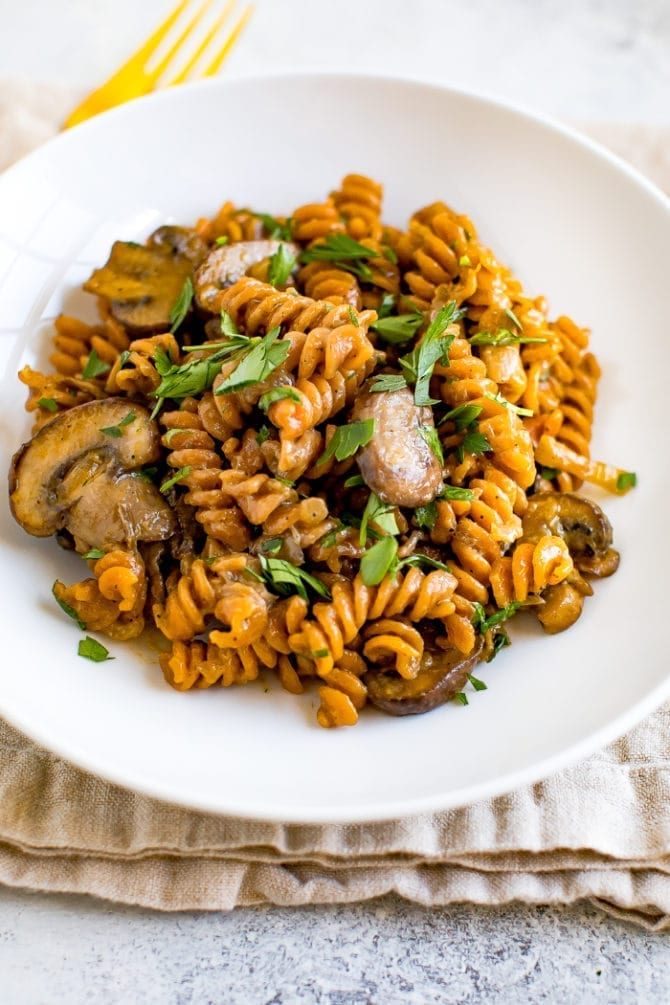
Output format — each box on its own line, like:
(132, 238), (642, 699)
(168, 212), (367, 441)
(123, 0), (192, 71)
(168, 0), (235, 85)
(201, 4), (253, 77)
(148, 0), (216, 83)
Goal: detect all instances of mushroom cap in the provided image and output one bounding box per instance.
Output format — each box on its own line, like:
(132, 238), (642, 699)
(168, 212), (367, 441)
(9, 399), (175, 548)
(194, 240), (300, 312)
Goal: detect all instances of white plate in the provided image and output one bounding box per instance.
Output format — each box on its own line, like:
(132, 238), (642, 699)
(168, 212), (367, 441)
(0, 74), (668, 823)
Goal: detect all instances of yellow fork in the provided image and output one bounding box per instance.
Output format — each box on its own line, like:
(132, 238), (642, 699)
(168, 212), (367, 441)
(63, 0), (253, 129)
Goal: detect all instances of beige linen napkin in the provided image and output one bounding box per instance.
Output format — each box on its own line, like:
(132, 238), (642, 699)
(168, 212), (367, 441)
(2, 81), (670, 929)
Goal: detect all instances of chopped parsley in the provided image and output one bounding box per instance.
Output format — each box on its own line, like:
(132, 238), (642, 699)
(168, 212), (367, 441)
(472, 601), (521, 634)
(258, 386), (301, 412)
(359, 491), (398, 546)
(260, 538), (283, 555)
(215, 326), (289, 396)
(52, 583), (86, 630)
(299, 233), (377, 281)
(398, 301), (464, 406)
(438, 403), (483, 430)
(37, 397), (58, 413)
(419, 425), (444, 464)
(457, 428), (491, 463)
(259, 556), (331, 601)
(467, 673), (487, 691)
(99, 410), (136, 438)
(616, 471), (637, 492)
(360, 535), (399, 586)
(256, 425), (271, 445)
(453, 692), (469, 706)
(469, 328), (547, 347)
(254, 211), (293, 241)
(414, 501), (437, 529)
(81, 349), (110, 380)
(159, 466), (192, 494)
(399, 553), (451, 573)
(78, 636), (114, 663)
(215, 235), (229, 246)
(539, 466), (559, 481)
(82, 548), (106, 560)
(371, 310), (424, 346)
(370, 373), (408, 394)
(487, 629), (511, 662)
(169, 276), (194, 333)
(317, 418), (375, 466)
(267, 243), (297, 287)
(440, 485), (475, 501)
(484, 392), (533, 417)
(344, 474), (365, 488)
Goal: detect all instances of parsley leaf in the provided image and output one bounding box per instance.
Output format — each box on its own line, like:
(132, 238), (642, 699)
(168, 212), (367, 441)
(258, 386), (301, 412)
(267, 243), (297, 288)
(132, 465), (158, 483)
(457, 428), (491, 463)
(360, 536), (399, 586)
(99, 410), (136, 438)
(317, 419), (375, 466)
(215, 326), (289, 396)
(78, 636), (114, 662)
(453, 692), (469, 706)
(540, 466), (559, 480)
(377, 293), (396, 319)
(259, 556), (331, 601)
(468, 672), (487, 691)
(484, 392), (533, 417)
(371, 311), (424, 345)
(471, 601), (521, 634)
(348, 306), (359, 327)
(169, 276), (194, 333)
(616, 471), (637, 492)
(459, 254), (471, 267)
(398, 301), (463, 406)
(260, 537), (283, 555)
(488, 629), (511, 662)
(81, 349), (110, 380)
(414, 502), (437, 529)
(440, 485), (475, 501)
(256, 425), (271, 445)
(469, 328), (547, 347)
(38, 397), (58, 413)
(215, 235), (229, 246)
(159, 466), (192, 494)
(254, 212), (293, 241)
(312, 648), (330, 659)
(82, 548), (106, 560)
(359, 491), (398, 546)
(370, 373), (408, 394)
(504, 307), (522, 330)
(383, 245), (398, 264)
(438, 403), (483, 430)
(299, 234), (376, 281)
(344, 474), (365, 488)
(419, 425), (444, 464)
(52, 583), (86, 630)
(399, 553), (451, 573)
(220, 310), (241, 337)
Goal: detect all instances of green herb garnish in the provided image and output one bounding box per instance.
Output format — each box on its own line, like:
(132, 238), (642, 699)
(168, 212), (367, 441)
(419, 425), (444, 464)
(459, 255), (471, 267)
(259, 556), (331, 601)
(360, 535), (399, 586)
(440, 485), (475, 501)
(453, 692), (469, 706)
(438, 403), (483, 429)
(82, 548), (106, 560)
(169, 276), (194, 333)
(472, 601), (521, 634)
(267, 243), (297, 287)
(344, 474), (365, 488)
(215, 235), (229, 246)
(399, 553), (451, 573)
(359, 491), (398, 546)
(317, 418), (375, 466)
(457, 428), (491, 463)
(616, 471), (637, 492)
(38, 397), (58, 413)
(258, 386), (301, 412)
(132, 465), (159, 483)
(398, 301), (463, 406)
(370, 373), (408, 394)
(52, 583), (86, 630)
(312, 648), (330, 659)
(382, 246), (398, 264)
(159, 466), (192, 494)
(81, 349), (110, 380)
(99, 410), (136, 438)
(215, 326), (289, 396)
(469, 328), (547, 347)
(299, 233), (376, 281)
(414, 502), (437, 529)
(260, 538), (283, 555)
(254, 211), (293, 241)
(468, 673), (487, 691)
(487, 630), (511, 662)
(371, 311), (424, 346)
(78, 636), (114, 663)
(256, 425), (271, 445)
(539, 466), (559, 481)
(484, 392), (533, 417)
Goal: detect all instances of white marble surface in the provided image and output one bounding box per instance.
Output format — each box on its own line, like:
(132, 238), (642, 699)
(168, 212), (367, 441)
(1, 0), (670, 1000)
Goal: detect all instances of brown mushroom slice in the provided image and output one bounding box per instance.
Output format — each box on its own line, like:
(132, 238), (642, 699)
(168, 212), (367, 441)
(364, 636), (484, 716)
(194, 240), (299, 312)
(522, 492), (619, 576)
(147, 225), (208, 263)
(536, 582), (586, 634)
(352, 383), (443, 508)
(9, 399), (175, 550)
(83, 240), (195, 332)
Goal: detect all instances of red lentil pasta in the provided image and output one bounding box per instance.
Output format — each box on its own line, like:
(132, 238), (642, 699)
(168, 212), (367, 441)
(8, 174), (635, 727)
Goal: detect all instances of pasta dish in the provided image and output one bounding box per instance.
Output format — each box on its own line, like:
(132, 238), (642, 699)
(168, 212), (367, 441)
(8, 174), (634, 727)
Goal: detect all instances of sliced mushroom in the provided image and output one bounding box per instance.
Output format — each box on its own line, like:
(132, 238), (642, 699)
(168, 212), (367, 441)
(352, 383), (443, 508)
(522, 492), (619, 576)
(194, 240), (299, 312)
(9, 399), (175, 551)
(147, 225), (207, 262)
(536, 582), (585, 634)
(364, 635), (484, 716)
(84, 240), (196, 333)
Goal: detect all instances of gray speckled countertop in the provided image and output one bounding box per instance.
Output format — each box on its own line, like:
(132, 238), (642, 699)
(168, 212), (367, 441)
(2, 0), (670, 1000)
(2, 892), (669, 1003)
